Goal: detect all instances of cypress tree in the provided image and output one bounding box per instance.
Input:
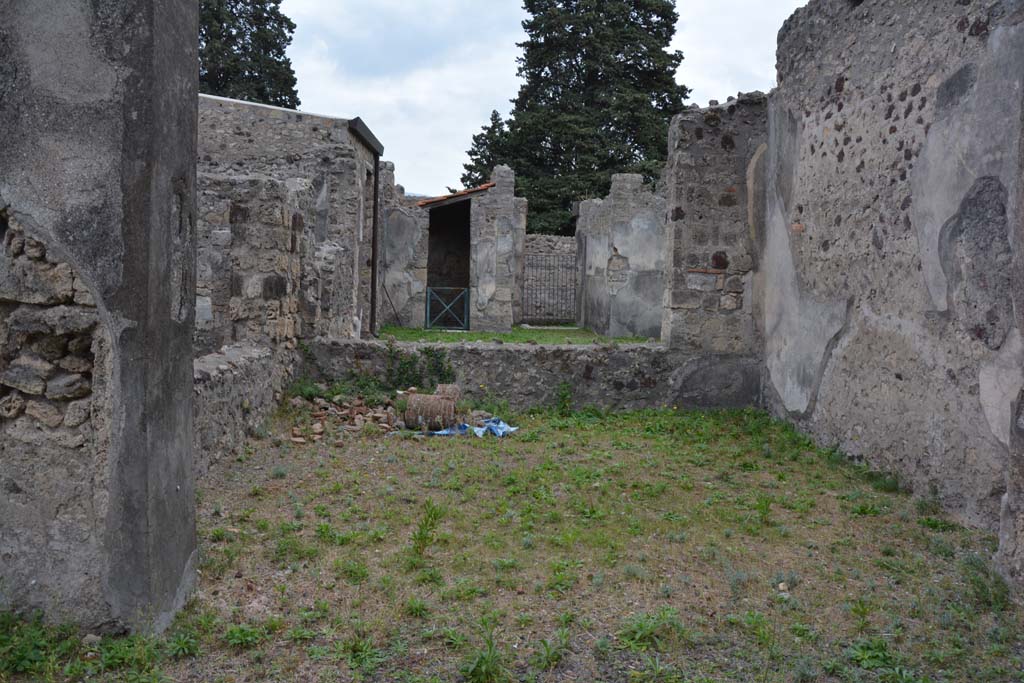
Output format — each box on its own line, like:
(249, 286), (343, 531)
(462, 0), (688, 234)
(200, 0), (301, 109)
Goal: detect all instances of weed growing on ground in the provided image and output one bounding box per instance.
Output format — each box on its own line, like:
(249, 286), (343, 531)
(4, 408), (1022, 682)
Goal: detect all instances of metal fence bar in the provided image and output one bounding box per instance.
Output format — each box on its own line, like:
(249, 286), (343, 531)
(425, 287), (470, 330)
(522, 253), (576, 324)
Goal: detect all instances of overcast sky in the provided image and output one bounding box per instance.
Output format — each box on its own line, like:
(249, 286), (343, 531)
(279, 0), (808, 196)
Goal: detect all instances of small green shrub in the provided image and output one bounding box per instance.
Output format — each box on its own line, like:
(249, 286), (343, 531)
(223, 624), (265, 650)
(616, 607), (685, 652)
(461, 631), (510, 683)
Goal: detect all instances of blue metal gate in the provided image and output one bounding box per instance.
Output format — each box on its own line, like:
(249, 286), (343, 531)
(425, 287), (470, 330)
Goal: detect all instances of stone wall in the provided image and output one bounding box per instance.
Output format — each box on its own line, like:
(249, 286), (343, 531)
(469, 166), (528, 331)
(379, 162), (429, 328)
(384, 166), (527, 331)
(195, 175), (309, 354)
(521, 234), (577, 326)
(577, 174), (667, 338)
(193, 345), (300, 477)
(309, 340), (760, 412)
(662, 94), (767, 354)
(0, 0), (198, 632)
(198, 95), (379, 343)
(0, 222), (114, 629)
(525, 234), (578, 257)
(758, 0), (1024, 582)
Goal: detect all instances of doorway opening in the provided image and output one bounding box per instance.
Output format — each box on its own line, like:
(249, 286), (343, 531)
(426, 199), (471, 329)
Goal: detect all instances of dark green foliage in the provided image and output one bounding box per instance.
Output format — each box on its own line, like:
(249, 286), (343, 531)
(462, 111), (510, 190)
(285, 345), (453, 408)
(200, 0), (300, 108)
(462, 0), (688, 234)
(385, 339), (455, 392)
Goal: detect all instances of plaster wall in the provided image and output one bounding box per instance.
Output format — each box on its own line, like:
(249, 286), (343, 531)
(577, 175), (667, 338)
(0, 0), (198, 632)
(759, 0), (1024, 581)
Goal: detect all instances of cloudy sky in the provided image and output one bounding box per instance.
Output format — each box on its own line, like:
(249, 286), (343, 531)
(279, 0), (808, 196)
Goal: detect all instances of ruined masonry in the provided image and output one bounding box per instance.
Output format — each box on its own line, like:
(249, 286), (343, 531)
(1, 1), (198, 632)
(1, 0), (1023, 634)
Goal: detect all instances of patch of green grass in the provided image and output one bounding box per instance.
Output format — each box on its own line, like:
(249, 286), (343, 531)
(616, 607), (686, 652)
(334, 559), (370, 585)
(380, 325), (647, 346)
(223, 624), (265, 650)
(961, 553), (1010, 612)
(460, 631), (510, 683)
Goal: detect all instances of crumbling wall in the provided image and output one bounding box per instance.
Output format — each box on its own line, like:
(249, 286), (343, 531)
(195, 175), (311, 354)
(0, 0), (198, 632)
(760, 0), (1024, 581)
(198, 95), (378, 342)
(0, 222), (115, 629)
(662, 94), (767, 354)
(310, 339), (760, 412)
(379, 162), (429, 328)
(577, 175), (667, 338)
(469, 166), (526, 332)
(526, 234), (577, 257)
(193, 345), (300, 476)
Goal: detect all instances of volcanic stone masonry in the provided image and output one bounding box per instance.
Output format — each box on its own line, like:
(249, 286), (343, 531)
(661, 92), (768, 354)
(3, 0), (1024, 638)
(0, 0), (198, 633)
(380, 166), (527, 332)
(197, 94), (382, 349)
(758, 0), (1024, 583)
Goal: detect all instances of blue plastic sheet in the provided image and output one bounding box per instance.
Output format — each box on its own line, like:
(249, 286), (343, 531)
(431, 418), (518, 438)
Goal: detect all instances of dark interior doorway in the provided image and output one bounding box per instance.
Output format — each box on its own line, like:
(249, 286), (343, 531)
(426, 200), (471, 329)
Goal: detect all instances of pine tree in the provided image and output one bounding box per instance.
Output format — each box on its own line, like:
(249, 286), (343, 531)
(200, 0), (301, 109)
(462, 111), (509, 188)
(463, 0), (688, 234)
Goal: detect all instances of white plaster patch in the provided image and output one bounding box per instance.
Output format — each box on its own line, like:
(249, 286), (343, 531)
(763, 185), (848, 414)
(979, 327), (1024, 447)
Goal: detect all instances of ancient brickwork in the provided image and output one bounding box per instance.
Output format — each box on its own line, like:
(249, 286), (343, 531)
(577, 174), (667, 338)
(0, 0), (198, 632)
(760, 0), (1024, 581)
(662, 93), (768, 353)
(196, 175), (310, 354)
(198, 95), (379, 343)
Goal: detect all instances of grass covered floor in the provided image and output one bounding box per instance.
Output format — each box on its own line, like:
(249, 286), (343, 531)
(2, 409), (1021, 682)
(378, 325), (648, 346)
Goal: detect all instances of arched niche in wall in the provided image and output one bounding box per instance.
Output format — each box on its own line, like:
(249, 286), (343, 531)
(0, 209), (116, 626)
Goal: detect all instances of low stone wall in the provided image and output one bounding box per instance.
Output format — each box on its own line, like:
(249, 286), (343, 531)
(307, 340), (760, 412)
(193, 345), (300, 477)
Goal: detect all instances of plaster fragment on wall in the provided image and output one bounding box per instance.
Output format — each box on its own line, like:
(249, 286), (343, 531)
(979, 327), (1024, 447)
